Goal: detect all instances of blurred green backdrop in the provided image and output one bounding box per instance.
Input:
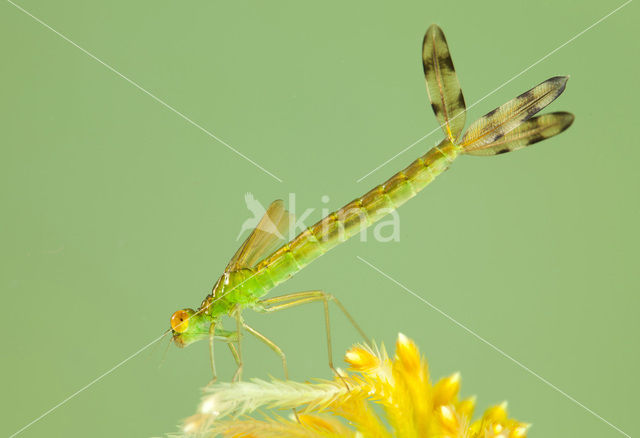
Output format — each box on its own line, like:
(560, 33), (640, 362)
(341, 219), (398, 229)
(1, 0), (637, 436)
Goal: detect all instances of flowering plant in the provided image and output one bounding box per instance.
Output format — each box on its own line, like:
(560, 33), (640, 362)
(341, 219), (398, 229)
(181, 334), (529, 438)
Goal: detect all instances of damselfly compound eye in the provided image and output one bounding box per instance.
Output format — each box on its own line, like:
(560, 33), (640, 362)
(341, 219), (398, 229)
(171, 309), (193, 333)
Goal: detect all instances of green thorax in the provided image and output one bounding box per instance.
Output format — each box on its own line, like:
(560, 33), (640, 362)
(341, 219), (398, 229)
(201, 268), (265, 318)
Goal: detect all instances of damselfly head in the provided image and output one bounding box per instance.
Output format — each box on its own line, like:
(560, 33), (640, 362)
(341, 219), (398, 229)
(171, 309), (194, 333)
(170, 308), (209, 348)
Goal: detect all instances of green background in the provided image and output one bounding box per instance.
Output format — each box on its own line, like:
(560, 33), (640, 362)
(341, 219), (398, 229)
(1, 1), (637, 436)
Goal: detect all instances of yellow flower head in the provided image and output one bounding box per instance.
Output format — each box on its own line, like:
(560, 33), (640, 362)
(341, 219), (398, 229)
(345, 344), (381, 372)
(181, 334), (530, 438)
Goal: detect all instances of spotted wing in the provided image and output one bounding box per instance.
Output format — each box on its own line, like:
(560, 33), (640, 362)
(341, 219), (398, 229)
(225, 200), (293, 272)
(422, 24), (466, 142)
(465, 112), (574, 156)
(461, 76), (569, 153)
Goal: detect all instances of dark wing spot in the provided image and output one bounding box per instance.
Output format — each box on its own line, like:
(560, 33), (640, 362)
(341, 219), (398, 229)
(456, 91), (466, 108)
(527, 133), (545, 145)
(438, 55), (455, 72)
(528, 117), (543, 129)
(517, 89), (533, 101)
(523, 102), (544, 121)
(484, 107), (499, 118)
(431, 102), (441, 115)
(557, 114), (575, 132)
(496, 148), (511, 154)
(422, 60), (432, 74)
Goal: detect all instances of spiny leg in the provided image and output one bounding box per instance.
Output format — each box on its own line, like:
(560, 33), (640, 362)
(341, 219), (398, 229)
(228, 341), (242, 382)
(205, 326), (240, 388)
(233, 306), (244, 382)
(242, 322), (301, 422)
(242, 322), (289, 380)
(261, 291), (344, 385)
(327, 294), (370, 345)
(260, 291), (369, 343)
(259, 290), (370, 382)
(207, 322), (217, 385)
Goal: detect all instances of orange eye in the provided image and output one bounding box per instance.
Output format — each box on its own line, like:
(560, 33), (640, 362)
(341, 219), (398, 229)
(170, 309), (192, 333)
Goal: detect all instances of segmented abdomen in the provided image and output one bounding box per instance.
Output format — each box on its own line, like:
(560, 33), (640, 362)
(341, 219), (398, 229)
(252, 139), (460, 294)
